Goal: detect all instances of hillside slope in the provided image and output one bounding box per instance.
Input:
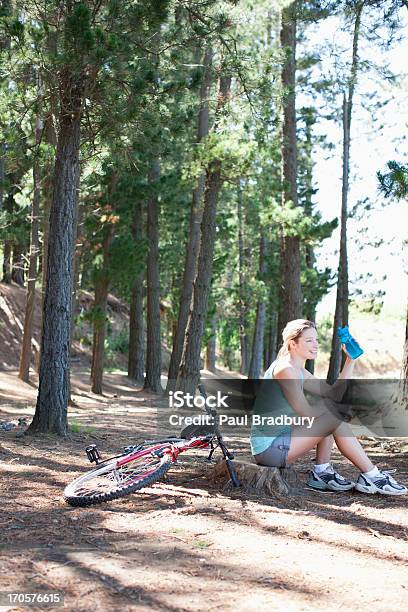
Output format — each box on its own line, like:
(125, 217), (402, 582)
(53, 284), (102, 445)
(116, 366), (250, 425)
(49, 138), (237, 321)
(0, 282), (405, 377)
(0, 282), (170, 373)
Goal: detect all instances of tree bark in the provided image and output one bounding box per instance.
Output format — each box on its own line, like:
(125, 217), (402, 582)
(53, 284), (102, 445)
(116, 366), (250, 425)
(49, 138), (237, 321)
(40, 27), (63, 338)
(2, 241), (12, 283)
(128, 200), (145, 383)
(166, 46), (213, 393)
(28, 72), (83, 436)
(278, 1), (302, 340)
(91, 173), (116, 395)
(302, 113), (317, 374)
(248, 233), (268, 379)
(0, 147), (4, 213)
(11, 245), (25, 286)
(398, 302), (408, 408)
(237, 184), (249, 375)
(0, 0), (10, 214)
(70, 188), (83, 357)
(327, 2), (363, 384)
(90, 271), (111, 395)
(176, 73), (232, 394)
(41, 173), (52, 310)
(212, 459), (298, 497)
(40, 110), (58, 346)
(265, 310), (278, 369)
(144, 160), (162, 392)
(19, 107), (43, 383)
(305, 245), (316, 374)
(205, 315), (216, 372)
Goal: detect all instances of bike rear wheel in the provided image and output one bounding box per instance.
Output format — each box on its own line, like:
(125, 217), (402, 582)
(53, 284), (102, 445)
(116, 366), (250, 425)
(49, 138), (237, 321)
(64, 448), (172, 507)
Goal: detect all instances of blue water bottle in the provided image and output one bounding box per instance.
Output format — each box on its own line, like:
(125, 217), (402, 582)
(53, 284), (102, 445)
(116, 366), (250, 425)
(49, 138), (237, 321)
(337, 326), (364, 359)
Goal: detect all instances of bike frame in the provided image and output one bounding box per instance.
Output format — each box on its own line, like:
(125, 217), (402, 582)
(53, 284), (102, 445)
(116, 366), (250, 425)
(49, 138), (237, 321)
(116, 436), (212, 467)
(85, 383), (240, 487)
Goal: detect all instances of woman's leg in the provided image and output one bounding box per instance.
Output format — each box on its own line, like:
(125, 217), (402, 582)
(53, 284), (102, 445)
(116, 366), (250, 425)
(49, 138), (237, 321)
(333, 422), (373, 472)
(316, 435), (334, 464)
(287, 408), (345, 464)
(288, 420), (374, 472)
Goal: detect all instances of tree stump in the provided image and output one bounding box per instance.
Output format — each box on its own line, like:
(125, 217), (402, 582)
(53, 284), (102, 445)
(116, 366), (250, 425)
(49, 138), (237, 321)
(211, 459), (301, 497)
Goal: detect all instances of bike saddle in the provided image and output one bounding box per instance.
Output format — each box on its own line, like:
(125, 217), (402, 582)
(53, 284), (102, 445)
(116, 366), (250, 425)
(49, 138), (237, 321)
(180, 423), (216, 439)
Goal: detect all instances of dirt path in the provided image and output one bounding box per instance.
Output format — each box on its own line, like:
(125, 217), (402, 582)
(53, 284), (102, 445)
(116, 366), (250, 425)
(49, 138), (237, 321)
(1, 369), (407, 611)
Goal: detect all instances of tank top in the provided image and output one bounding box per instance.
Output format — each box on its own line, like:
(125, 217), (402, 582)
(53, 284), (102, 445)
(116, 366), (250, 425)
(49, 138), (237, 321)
(249, 360), (304, 456)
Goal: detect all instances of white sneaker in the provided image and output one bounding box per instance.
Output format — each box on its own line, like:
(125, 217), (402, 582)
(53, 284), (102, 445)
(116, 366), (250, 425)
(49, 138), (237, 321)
(308, 466), (355, 492)
(355, 470), (407, 495)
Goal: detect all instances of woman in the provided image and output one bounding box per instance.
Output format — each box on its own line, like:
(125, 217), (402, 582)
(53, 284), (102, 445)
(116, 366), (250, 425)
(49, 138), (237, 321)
(250, 319), (407, 495)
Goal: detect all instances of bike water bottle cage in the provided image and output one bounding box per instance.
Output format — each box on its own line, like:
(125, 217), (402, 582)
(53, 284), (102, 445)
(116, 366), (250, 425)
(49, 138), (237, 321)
(86, 444), (101, 464)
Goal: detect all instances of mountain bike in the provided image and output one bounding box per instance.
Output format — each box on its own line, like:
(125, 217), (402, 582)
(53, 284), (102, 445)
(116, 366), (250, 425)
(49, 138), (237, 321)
(64, 384), (240, 507)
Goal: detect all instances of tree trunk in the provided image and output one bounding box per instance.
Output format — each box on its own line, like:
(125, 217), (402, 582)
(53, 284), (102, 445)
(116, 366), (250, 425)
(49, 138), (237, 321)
(128, 280), (145, 383)
(249, 233), (268, 379)
(28, 73), (83, 436)
(0, 147), (4, 213)
(144, 160), (162, 392)
(305, 245), (316, 374)
(302, 114), (317, 375)
(278, 1), (302, 340)
(205, 315), (216, 372)
(41, 173), (52, 310)
(2, 241), (12, 283)
(128, 200), (145, 383)
(212, 459), (299, 497)
(11, 244), (25, 286)
(237, 184), (249, 375)
(90, 274), (110, 395)
(327, 3), (363, 384)
(265, 310), (278, 369)
(19, 108), (43, 383)
(70, 189), (83, 357)
(0, 169), (13, 286)
(398, 303), (408, 409)
(90, 174), (116, 395)
(39, 111), (58, 353)
(166, 46), (213, 393)
(176, 73), (232, 394)
(0, 1), (10, 214)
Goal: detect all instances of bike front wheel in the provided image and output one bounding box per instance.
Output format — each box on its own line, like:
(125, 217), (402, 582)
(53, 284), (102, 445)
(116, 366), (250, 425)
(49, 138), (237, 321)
(64, 448), (173, 507)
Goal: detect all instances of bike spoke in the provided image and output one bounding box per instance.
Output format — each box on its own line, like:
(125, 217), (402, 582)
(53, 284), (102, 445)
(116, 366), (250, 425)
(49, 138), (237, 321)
(69, 455), (164, 498)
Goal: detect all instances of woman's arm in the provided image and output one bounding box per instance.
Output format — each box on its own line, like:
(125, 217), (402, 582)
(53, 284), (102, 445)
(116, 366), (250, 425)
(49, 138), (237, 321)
(274, 367), (332, 418)
(303, 350), (356, 401)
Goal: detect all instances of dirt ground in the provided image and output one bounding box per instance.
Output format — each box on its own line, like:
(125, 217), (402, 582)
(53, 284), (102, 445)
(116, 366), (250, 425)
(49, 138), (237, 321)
(0, 368), (407, 612)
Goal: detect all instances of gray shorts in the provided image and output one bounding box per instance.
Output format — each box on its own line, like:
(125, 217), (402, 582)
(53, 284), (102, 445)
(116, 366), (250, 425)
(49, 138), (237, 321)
(253, 431), (291, 468)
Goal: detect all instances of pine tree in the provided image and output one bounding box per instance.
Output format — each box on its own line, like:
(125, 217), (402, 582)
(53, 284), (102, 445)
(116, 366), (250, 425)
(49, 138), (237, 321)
(278, 1), (303, 339)
(166, 46), (213, 393)
(176, 68), (232, 394)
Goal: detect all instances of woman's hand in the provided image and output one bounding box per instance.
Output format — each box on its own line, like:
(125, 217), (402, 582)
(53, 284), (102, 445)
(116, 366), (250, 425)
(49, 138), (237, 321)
(338, 348), (356, 380)
(341, 344), (356, 361)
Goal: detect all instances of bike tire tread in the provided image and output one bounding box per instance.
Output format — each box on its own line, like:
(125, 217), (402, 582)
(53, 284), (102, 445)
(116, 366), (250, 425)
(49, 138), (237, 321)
(64, 454), (172, 507)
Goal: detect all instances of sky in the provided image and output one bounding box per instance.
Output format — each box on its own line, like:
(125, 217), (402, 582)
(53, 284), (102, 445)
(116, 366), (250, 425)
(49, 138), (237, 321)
(300, 11), (408, 321)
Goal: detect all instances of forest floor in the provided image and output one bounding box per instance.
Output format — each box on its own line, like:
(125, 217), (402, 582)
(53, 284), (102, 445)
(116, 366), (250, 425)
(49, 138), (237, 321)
(1, 367), (407, 612)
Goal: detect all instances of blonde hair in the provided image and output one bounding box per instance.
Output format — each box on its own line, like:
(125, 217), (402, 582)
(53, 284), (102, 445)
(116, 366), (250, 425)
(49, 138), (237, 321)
(277, 319), (316, 359)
